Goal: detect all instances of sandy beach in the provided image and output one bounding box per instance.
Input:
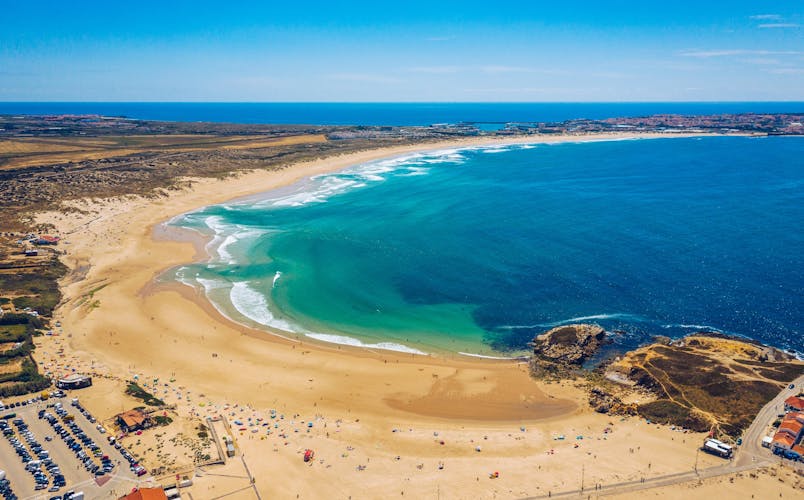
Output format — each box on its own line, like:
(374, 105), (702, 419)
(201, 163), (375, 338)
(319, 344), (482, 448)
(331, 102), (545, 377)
(30, 131), (798, 499)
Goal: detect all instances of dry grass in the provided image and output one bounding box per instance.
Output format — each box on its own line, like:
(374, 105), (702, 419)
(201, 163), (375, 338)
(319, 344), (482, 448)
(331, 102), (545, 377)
(0, 134), (328, 169)
(0, 343), (21, 354)
(606, 335), (803, 435)
(0, 358), (23, 375)
(0, 140), (87, 154)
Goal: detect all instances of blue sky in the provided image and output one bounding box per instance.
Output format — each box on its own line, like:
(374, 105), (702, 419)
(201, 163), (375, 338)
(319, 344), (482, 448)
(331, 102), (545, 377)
(1, 1), (802, 101)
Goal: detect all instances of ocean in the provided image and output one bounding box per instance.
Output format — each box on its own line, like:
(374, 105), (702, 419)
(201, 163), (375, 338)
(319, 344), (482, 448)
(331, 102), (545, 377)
(2, 102), (803, 126)
(167, 136), (804, 357)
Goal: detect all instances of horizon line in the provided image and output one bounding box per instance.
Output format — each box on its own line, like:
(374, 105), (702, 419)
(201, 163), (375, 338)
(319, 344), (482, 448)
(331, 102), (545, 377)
(2, 100), (804, 105)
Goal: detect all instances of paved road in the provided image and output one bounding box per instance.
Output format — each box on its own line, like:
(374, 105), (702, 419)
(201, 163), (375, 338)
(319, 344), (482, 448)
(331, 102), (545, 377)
(734, 373), (804, 468)
(524, 373), (804, 499)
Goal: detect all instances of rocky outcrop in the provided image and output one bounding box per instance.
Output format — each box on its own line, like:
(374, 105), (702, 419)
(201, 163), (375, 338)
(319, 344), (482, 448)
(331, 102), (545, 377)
(529, 324), (608, 377)
(532, 324), (607, 365)
(588, 387), (637, 416)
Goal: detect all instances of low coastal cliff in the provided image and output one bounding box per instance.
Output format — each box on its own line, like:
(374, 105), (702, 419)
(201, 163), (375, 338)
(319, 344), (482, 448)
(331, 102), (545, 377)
(530, 325), (804, 437)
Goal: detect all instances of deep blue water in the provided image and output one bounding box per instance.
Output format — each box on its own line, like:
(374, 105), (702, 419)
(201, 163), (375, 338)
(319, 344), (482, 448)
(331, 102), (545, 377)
(2, 102), (803, 126)
(170, 136), (804, 357)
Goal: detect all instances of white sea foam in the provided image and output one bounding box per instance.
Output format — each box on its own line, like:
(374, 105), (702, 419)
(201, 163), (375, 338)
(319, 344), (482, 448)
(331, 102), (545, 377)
(191, 277), (428, 355)
(173, 267), (194, 288)
(272, 271), (282, 288)
(230, 281), (295, 332)
(164, 213), (191, 227)
(196, 276), (229, 292)
(200, 215), (271, 263)
(216, 234), (238, 263)
(661, 323), (725, 333)
(499, 313), (640, 330)
(458, 352), (527, 360)
(481, 147), (513, 154)
(221, 279), (429, 355)
(399, 167), (430, 177)
(304, 333), (428, 355)
(203, 215), (227, 257)
(260, 148), (469, 207)
(270, 177), (364, 207)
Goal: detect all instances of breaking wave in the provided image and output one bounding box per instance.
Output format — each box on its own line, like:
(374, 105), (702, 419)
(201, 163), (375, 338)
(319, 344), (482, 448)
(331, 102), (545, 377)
(230, 281), (295, 333)
(458, 352), (527, 360)
(304, 333), (427, 355)
(498, 313), (644, 330)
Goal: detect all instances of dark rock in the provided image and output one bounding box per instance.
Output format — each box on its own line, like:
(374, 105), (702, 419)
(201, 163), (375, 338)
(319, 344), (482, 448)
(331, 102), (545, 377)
(588, 386), (637, 416)
(652, 335), (672, 345)
(532, 323), (608, 365)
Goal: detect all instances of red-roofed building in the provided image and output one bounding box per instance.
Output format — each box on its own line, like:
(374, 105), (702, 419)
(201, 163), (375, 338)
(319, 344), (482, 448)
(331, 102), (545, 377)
(116, 409), (152, 433)
(118, 487), (167, 500)
(784, 396), (804, 412)
(778, 419), (803, 438)
(782, 411), (804, 424)
(772, 431), (795, 451)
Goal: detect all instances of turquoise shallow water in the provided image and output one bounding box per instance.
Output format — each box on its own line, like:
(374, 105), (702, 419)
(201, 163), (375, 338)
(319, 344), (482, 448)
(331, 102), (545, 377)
(168, 136), (804, 357)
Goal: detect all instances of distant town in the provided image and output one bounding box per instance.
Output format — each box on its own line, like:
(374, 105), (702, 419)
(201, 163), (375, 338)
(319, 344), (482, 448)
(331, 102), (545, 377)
(1, 111), (802, 141)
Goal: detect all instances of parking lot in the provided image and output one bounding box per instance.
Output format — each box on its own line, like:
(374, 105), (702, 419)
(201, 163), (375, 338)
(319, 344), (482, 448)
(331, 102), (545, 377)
(0, 394), (144, 499)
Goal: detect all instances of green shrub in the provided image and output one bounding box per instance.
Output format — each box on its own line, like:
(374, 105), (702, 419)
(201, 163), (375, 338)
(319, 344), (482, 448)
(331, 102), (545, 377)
(126, 381), (165, 406)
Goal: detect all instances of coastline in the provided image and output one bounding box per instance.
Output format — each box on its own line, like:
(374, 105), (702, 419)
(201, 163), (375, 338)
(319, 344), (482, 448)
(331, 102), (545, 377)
(143, 131), (732, 359)
(33, 131), (760, 498)
(37, 131), (738, 390)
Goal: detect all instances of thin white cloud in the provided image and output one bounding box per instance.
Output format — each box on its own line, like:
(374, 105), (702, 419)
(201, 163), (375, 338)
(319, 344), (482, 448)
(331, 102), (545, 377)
(680, 49), (801, 58)
(769, 68), (804, 74)
(758, 23), (800, 29)
(750, 14), (782, 20)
